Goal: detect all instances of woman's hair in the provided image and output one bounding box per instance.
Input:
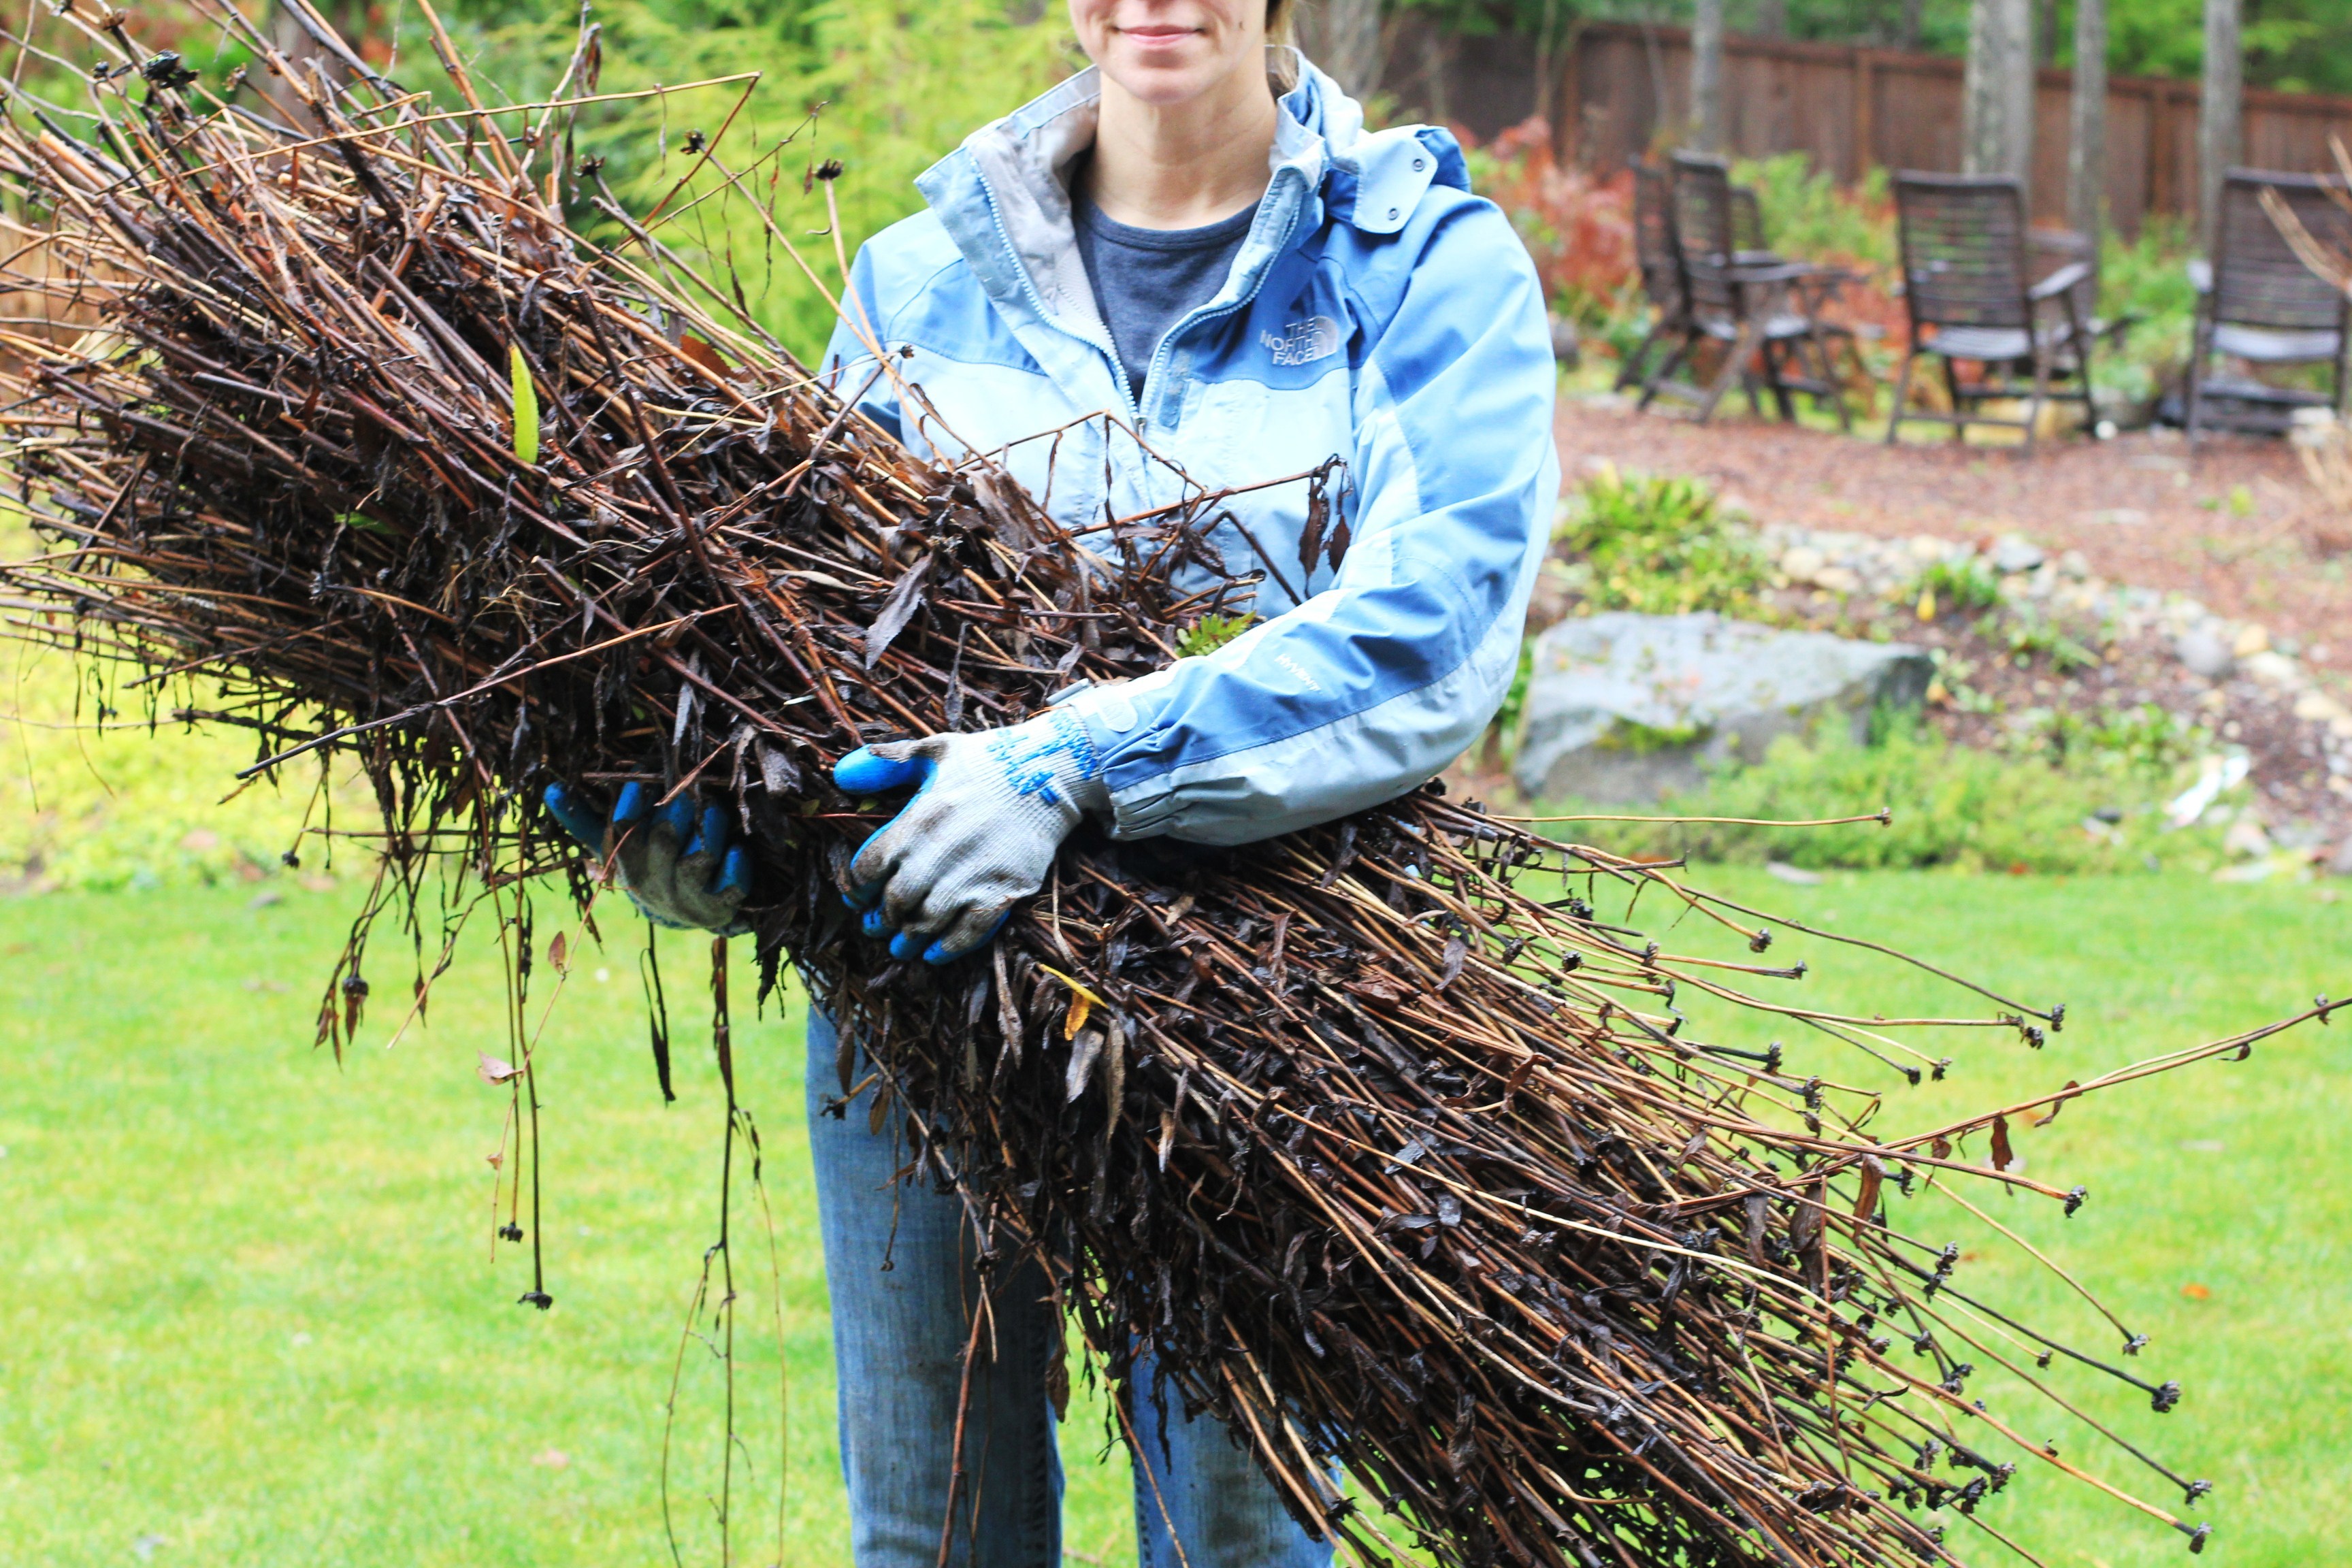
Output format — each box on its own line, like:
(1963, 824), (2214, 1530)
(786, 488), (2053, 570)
(1267, 0), (1293, 44)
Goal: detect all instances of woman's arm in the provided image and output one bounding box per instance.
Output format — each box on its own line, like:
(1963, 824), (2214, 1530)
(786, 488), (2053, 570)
(1079, 196), (1559, 845)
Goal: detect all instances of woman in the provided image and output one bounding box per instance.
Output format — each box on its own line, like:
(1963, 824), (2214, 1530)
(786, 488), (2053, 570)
(573, 1), (1558, 1561)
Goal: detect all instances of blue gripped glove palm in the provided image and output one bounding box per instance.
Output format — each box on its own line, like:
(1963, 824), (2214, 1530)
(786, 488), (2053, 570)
(834, 704), (1111, 964)
(542, 781), (753, 934)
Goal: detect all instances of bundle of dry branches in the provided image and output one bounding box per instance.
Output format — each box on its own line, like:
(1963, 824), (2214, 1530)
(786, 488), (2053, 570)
(0, 4), (2319, 1562)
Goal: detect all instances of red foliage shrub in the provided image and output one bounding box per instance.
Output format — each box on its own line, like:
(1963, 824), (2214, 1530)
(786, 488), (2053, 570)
(1463, 118), (1639, 325)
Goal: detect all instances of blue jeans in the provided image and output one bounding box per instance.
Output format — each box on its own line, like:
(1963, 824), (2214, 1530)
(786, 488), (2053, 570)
(806, 1007), (1333, 1568)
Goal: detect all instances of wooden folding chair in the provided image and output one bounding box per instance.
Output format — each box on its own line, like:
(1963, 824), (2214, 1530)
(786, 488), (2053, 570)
(1887, 173), (2093, 454)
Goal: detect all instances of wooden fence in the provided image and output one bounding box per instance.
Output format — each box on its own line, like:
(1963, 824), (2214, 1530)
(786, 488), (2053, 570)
(1388, 19), (2352, 235)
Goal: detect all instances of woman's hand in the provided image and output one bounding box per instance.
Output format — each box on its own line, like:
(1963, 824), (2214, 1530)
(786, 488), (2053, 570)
(542, 781), (753, 934)
(834, 708), (1110, 964)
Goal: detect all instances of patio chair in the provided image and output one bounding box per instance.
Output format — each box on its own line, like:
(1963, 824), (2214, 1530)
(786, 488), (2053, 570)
(1887, 172), (2093, 454)
(1615, 163), (1691, 395)
(1730, 185), (1771, 263)
(2183, 169), (2352, 440)
(2029, 227), (2137, 354)
(1639, 152), (1850, 428)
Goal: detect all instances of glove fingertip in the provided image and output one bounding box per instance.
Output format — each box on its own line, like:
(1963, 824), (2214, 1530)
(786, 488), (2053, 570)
(717, 846), (751, 896)
(542, 784), (602, 847)
(860, 906), (892, 938)
(657, 795), (698, 840)
(925, 909), (1011, 966)
(612, 780), (649, 826)
(700, 804), (728, 849)
(834, 747), (925, 796)
(887, 930), (926, 962)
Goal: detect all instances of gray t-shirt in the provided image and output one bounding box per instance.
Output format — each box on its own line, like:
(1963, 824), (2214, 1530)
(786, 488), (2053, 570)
(1072, 191), (1256, 400)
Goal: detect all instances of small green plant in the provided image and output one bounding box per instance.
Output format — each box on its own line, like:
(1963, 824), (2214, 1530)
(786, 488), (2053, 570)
(2000, 611), (2100, 673)
(1490, 638), (1536, 761)
(1536, 710), (2217, 874)
(1601, 719), (1710, 753)
(1728, 154), (1896, 270)
(1556, 470), (1767, 616)
(1908, 557), (2004, 617)
(2021, 702), (2210, 774)
(1176, 612), (1259, 659)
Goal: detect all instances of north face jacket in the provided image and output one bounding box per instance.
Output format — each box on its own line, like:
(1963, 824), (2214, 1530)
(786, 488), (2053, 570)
(820, 54), (1559, 847)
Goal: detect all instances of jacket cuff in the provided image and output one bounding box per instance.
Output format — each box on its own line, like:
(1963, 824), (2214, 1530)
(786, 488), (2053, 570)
(1056, 672), (1181, 836)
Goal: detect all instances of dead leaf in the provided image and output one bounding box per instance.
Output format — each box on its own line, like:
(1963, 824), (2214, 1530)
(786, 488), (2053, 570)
(1790, 1190), (1825, 1254)
(2181, 1282), (2212, 1301)
(1930, 1136), (1953, 1161)
(1102, 1013), (1126, 1125)
(1296, 488), (1327, 578)
(993, 944), (1023, 1068)
(1990, 1115), (2016, 1173)
(529, 1448), (571, 1469)
(2032, 1081), (2081, 1128)
(862, 553), (932, 670)
(1064, 990), (1092, 1042)
(1345, 970), (1413, 1005)
(755, 737), (802, 795)
(478, 1052), (523, 1085)
(1852, 1155), (1884, 1220)
(1439, 934), (1468, 990)
(1064, 1028), (1104, 1104)
(676, 333), (730, 380)
(546, 932), (568, 975)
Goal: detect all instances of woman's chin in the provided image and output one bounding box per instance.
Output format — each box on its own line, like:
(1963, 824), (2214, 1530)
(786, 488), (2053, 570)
(1101, 44), (1228, 103)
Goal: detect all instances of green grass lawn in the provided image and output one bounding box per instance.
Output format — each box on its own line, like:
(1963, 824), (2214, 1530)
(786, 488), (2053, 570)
(0, 869), (2344, 1566)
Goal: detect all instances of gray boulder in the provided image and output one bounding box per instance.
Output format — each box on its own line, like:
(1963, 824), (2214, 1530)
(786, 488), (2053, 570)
(2173, 624), (2236, 682)
(1514, 612), (1934, 804)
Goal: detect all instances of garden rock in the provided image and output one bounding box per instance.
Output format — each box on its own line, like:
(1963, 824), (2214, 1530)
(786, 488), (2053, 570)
(1990, 534), (2045, 574)
(2174, 625), (2236, 681)
(1514, 613), (1935, 804)
(2330, 838), (2352, 877)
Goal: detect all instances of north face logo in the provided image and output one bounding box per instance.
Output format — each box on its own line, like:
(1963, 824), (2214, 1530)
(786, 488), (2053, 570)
(1260, 315), (1341, 367)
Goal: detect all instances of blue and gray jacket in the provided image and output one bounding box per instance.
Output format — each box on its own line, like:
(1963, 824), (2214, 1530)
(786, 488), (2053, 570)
(820, 54), (1558, 847)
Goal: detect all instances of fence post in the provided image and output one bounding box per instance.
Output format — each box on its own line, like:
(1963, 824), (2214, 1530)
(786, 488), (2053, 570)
(1853, 50), (1877, 180)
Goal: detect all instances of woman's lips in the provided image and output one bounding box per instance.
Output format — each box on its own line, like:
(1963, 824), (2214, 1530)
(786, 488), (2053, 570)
(1120, 26), (1199, 44)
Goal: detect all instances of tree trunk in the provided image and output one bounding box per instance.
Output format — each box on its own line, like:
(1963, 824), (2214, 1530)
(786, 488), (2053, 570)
(1691, 0), (1726, 154)
(2200, 0), (2242, 248)
(1294, 0), (1385, 102)
(1901, 0), (1924, 51)
(1755, 0), (1788, 39)
(2068, 0), (2108, 242)
(1532, 0), (1563, 127)
(1963, 0), (2035, 190)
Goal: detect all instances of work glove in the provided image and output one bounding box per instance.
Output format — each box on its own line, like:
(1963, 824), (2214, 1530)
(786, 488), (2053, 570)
(542, 780), (753, 935)
(834, 705), (1111, 964)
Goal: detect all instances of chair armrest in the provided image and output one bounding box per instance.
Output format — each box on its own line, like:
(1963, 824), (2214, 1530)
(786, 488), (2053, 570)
(2186, 257), (2212, 294)
(2027, 261), (2091, 301)
(1720, 260), (1820, 284)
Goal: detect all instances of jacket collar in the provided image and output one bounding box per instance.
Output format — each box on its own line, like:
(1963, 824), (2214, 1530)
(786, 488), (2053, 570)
(913, 54), (1465, 346)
